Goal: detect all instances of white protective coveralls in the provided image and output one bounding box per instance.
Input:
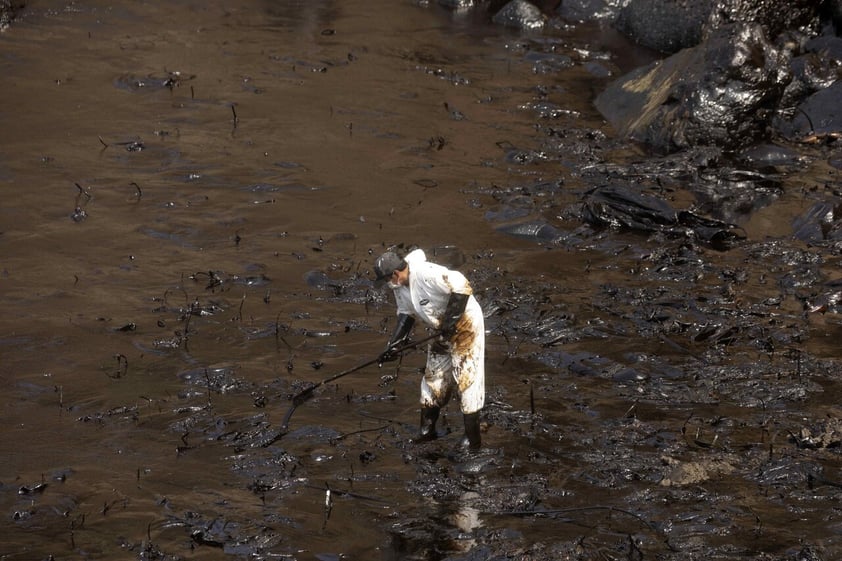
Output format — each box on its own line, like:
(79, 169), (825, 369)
(391, 249), (485, 414)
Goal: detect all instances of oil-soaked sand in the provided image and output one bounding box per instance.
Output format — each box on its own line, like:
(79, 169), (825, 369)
(3, 1), (842, 560)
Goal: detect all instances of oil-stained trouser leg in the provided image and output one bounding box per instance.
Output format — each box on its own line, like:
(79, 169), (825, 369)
(417, 350), (453, 443)
(422, 347), (485, 448)
(450, 329), (485, 449)
(451, 345), (485, 415)
(421, 350), (454, 409)
(452, 348), (485, 450)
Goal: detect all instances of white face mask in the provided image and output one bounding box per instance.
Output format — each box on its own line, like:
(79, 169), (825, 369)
(387, 280), (402, 289)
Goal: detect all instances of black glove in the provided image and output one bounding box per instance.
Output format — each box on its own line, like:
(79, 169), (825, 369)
(440, 292), (469, 339)
(378, 349), (399, 364)
(430, 339), (449, 355)
(380, 314), (415, 363)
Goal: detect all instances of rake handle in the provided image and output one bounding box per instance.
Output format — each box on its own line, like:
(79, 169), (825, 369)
(280, 331), (441, 429)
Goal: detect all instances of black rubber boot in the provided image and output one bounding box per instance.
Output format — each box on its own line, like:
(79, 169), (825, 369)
(414, 406), (440, 443)
(460, 412), (481, 450)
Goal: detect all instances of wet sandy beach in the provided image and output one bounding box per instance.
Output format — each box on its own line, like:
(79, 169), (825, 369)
(3, 1), (842, 560)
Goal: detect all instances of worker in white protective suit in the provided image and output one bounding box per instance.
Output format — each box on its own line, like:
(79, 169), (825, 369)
(373, 248), (485, 450)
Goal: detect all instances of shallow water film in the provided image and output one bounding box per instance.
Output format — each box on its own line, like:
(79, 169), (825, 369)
(3, 1), (842, 560)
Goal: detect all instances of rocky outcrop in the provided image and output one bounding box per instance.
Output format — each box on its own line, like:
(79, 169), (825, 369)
(561, 0), (823, 54)
(593, 1), (841, 153)
(703, 0), (821, 45)
(443, 0), (840, 153)
(595, 22), (791, 152)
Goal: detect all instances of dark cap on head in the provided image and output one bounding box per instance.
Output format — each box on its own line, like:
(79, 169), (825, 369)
(373, 251), (406, 287)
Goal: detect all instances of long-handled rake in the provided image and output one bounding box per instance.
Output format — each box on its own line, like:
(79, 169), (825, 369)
(280, 331), (440, 430)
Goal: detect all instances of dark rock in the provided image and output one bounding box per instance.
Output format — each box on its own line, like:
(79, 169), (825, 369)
(615, 0), (713, 53)
(586, 1), (835, 152)
(703, 0), (821, 45)
(738, 143), (803, 168)
(583, 184), (679, 229)
(805, 34), (842, 63)
(785, 52), (840, 99)
(557, 0), (630, 22)
(581, 184), (746, 248)
(827, 0), (842, 32)
(595, 23), (790, 152)
(776, 32), (842, 120)
(439, 0), (476, 8)
(792, 200), (842, 243)
(492, 0), (546, 29)
(776, 79), (842, 140)
(574, 0), (820, 55)
(496, 220), (565, 241)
